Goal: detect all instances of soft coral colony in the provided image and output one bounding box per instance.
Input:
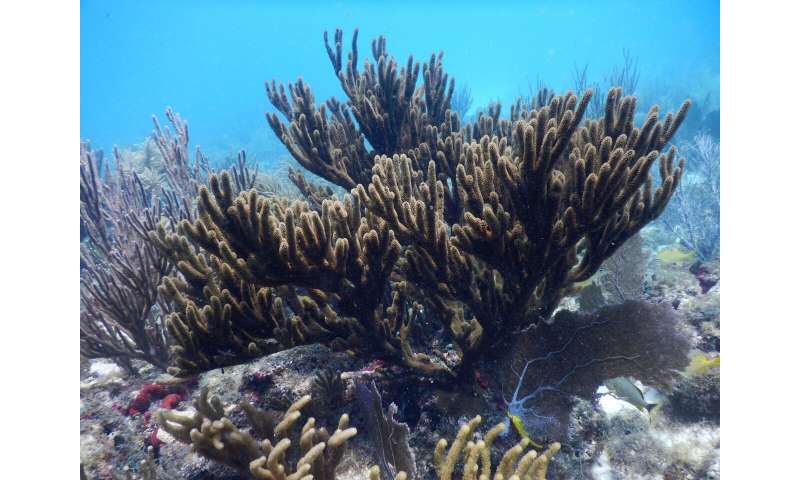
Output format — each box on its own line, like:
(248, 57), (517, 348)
(80, 28), (691, 479)
(150, 28), (689, 378)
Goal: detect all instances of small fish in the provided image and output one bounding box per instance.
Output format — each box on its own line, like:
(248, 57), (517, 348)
(683, 354), (720, 377)
(603, 377), (659, 414)
(505, 412), (544, 449)
(656, 248), (696, 265)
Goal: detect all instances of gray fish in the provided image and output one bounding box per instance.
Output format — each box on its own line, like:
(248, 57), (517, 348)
(603, 377), (659, 413)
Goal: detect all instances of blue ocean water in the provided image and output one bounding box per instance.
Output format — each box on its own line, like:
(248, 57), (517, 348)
(81, 0), (719, 161)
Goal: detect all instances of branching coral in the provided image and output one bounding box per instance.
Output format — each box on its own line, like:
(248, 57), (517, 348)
(151, 107), (212, 200)
(357, 88), (689, 374)
(433, 416), (560, 480)
(157, 388), (356, 480)
(266, 28), (462, 223)
(149, 172), (443, 376)
(112, 107), (212, 201)
(152, 28), (690, 379)
(80, 109), (257, 372)
(158, 388), (560, 480)
(80, 142), (176, 371)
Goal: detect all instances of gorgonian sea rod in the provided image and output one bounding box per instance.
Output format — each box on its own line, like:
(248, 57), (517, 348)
(150, 28), (690, 378)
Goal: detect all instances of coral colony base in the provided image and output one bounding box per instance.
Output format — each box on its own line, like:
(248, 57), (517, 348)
(80, 28), (720, 479)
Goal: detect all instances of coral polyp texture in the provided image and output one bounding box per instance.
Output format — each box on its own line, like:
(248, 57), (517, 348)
(150, 28), (690, 379)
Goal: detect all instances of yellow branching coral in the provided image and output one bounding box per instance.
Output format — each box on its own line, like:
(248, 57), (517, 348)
(158, 389), (559, 480)
(369, 466), (407, 480)
(433, 416), (560, 480)
(157, 389), (357, 480)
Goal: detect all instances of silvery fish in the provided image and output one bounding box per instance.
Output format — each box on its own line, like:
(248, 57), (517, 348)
(603, 377), (659, 413)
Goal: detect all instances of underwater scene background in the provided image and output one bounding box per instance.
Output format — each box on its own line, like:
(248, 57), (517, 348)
(80, 1), (721, 479)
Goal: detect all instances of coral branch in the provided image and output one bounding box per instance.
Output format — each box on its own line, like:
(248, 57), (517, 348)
(80, 142), (176, 370)
(157, 389), (356, 480)
(433, 415), (560, 480)
(81, 108), (250, 371)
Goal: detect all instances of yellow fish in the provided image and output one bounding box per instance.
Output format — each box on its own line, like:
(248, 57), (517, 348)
(656, 248), (696, 265)
(683, 354), (720, 377)
(506, 412), (544, 449)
